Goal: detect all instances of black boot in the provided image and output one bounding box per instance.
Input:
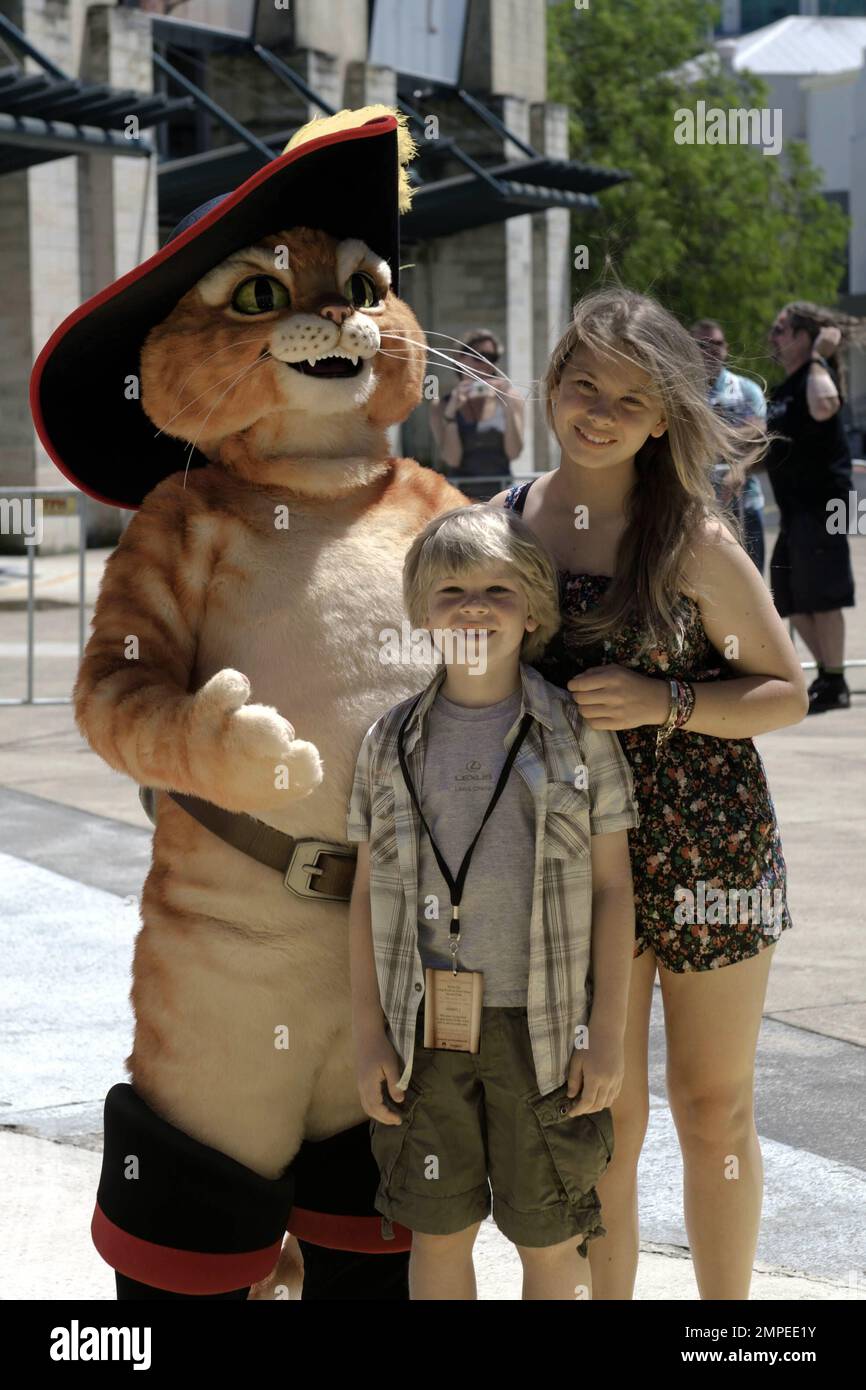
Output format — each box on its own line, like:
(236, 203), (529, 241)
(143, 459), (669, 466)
(807, 666), (826, 698)
(808, 672), (850, 713)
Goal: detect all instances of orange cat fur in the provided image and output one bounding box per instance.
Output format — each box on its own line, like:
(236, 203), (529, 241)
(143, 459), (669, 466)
(73, 227), (467, 1181)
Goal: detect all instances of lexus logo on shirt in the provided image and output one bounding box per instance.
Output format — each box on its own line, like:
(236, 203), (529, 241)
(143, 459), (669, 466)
(456, 759), (491, 785)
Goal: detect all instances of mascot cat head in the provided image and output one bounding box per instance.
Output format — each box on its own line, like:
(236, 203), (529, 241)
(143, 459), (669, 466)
(140, 226), (426, 496)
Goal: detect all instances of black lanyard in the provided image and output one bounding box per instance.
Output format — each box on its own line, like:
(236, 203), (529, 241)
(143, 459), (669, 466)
(396, 693), (533, 967)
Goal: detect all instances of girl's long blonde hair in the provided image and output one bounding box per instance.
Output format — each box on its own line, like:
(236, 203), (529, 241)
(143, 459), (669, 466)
(543, 287), (769, 657)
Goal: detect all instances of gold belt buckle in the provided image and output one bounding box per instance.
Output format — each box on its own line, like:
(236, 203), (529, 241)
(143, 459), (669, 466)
(284, 839), (355, 900)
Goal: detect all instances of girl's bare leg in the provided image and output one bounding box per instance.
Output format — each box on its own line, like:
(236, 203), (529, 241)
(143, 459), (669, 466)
(662, 943), (776, 1299)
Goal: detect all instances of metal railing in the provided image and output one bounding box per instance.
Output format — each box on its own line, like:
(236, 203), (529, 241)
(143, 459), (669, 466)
(0, 486), (87, 706)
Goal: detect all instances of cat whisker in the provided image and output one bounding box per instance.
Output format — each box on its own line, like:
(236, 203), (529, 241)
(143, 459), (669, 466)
(181, 353), (272, 490)
(374, 345), (547, 404)
(378, 334), (542, 405)
(380, 333), (527, 404)
(166, 335), (272, 420)
(382, 329), (531, 391)
(156, 351), (272, 439)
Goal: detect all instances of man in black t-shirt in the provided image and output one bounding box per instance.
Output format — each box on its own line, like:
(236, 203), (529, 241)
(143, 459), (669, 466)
(765, 305), (855, 714)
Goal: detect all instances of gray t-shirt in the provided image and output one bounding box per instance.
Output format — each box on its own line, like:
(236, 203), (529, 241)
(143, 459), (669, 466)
(416, 686), (535, 1004)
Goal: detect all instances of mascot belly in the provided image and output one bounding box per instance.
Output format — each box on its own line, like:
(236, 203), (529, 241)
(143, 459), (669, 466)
(30, 107), (470, 1299)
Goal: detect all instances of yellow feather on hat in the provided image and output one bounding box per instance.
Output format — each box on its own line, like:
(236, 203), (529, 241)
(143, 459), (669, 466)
(283, 105), (416, 213)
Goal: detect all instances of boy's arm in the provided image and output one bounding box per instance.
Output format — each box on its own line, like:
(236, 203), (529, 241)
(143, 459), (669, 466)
(346, 726), (388, 1045)
(588, 829), (635, 1043)
(348, 841), (388, 1046)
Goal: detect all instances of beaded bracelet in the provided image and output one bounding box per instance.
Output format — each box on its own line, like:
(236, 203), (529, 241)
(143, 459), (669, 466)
(673, 678), (696, 730)
(655, 678), (696, 756)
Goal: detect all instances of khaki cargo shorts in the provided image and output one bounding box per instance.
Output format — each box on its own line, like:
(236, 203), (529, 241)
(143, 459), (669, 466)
(369, 1006), (614, 1252)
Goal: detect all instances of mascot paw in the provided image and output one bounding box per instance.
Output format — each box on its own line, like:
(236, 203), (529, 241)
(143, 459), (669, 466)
(191, 667), (323, 810)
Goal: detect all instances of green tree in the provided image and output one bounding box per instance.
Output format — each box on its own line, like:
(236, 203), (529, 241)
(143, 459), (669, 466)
(548, 0), (849, 382)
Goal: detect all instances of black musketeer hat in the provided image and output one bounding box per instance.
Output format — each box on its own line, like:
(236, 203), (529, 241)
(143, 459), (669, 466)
(30, 107), (415, 510)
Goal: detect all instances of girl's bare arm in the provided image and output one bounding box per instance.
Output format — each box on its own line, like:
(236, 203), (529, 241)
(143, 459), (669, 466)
(682, 522), (809, 738)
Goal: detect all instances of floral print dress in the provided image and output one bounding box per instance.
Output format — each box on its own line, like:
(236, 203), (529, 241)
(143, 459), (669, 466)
(505, 481), (791, 971)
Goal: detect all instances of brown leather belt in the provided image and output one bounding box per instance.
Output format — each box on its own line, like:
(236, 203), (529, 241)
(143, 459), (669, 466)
(138, 787), (357, 902)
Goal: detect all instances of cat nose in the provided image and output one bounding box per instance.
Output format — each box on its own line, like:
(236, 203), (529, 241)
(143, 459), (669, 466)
(315, 296), (353, 326)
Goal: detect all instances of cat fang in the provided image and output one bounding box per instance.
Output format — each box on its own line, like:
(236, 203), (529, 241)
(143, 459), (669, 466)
(287, 353), (365, 379)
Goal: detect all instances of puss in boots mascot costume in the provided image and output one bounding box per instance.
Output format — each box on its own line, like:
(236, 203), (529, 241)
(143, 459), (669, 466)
(30, 107), (470, 1300)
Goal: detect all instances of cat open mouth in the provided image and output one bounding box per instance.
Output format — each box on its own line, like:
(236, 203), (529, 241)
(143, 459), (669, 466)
(286, 355), (366, 379)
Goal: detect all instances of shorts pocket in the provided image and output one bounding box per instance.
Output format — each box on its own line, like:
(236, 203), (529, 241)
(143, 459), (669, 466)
(368, 1082), (424, 1189)
(528, 1084), (613, 1200)
(543, 782), (590, 860)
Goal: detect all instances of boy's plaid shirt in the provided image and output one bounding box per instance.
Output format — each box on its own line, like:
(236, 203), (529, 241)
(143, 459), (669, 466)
(347, 662), (640, 1096)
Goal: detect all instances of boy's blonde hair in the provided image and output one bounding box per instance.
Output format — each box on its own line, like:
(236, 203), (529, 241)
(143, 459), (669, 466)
(402, 505), (560, 664)
(543, 287), (769, 657)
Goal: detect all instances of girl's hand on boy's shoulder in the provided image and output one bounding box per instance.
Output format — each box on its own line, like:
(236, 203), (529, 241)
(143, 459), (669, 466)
(568, 664), (670, 731)
(356, 1037), (407, 1126)
(564, 1029), (625, 1116)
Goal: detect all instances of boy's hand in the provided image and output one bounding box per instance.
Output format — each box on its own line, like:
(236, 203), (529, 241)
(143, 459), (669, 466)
(356, 1035), (407, 1126)
(564, 1026), (625, 1116)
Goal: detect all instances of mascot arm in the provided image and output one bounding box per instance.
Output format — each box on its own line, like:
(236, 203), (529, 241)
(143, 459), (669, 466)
(73, 475), (322, 813)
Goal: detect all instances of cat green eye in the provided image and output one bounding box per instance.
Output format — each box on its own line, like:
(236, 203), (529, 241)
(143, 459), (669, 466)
(343, 272), (380, 309)
(232, 276), (290, 315)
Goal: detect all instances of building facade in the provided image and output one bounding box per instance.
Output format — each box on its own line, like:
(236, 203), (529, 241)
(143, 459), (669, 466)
(2, 0), (600, 550)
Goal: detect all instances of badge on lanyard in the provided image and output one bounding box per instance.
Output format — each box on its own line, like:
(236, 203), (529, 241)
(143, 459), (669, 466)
(397, 695), (533, 1053)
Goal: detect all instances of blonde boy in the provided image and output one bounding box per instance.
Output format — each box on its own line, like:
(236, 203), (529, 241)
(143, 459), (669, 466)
(347, 505), (639, 1299)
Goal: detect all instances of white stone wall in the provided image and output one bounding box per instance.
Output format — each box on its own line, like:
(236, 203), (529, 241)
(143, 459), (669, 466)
(0, 171), (36, 485)
(531, 100), (571, 473)
(2, 0), (159, 549)
(804, 75), (857, 193)
(464, 0), (547, 104)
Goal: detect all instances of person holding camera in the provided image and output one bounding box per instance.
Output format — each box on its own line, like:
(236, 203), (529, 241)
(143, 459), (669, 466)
(429, 329), (525, 501)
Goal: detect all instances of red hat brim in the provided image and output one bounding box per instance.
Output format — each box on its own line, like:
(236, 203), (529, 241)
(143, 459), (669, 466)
(30, 115), (401, 510)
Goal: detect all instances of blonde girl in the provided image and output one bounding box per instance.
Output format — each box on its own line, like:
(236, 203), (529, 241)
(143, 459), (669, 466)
(491, 286), (808, 1299)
